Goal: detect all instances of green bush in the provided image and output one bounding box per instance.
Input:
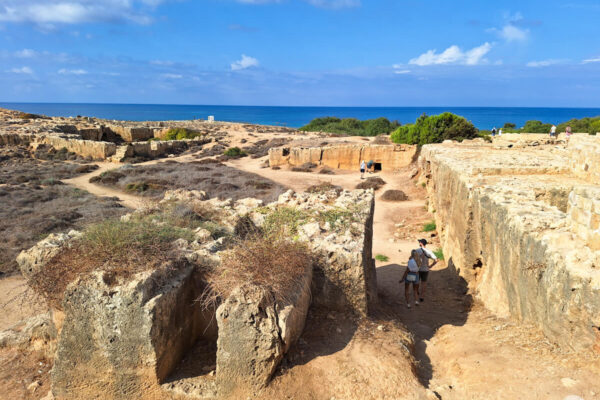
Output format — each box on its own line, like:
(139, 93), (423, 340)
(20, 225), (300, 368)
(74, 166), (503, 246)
(223, 147), (247, 157)
(556, 117), (600, 135)
(502, 122), (516, 130)
(375, 254), (389, 262)
(163, 128), (202, 140)
(299, 116), (399, 136)
(522, 120), (553, 133)
(391, 113), (478, 145)
(423, 221), (436, 232)
(433, 248), (444, 260)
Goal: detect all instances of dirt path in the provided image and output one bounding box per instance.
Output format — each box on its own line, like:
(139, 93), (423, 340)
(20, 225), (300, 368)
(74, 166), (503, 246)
(228, 156), (600, 400)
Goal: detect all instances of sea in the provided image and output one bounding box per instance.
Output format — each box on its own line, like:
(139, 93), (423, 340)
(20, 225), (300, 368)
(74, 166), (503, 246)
(2, 103), (600, 130)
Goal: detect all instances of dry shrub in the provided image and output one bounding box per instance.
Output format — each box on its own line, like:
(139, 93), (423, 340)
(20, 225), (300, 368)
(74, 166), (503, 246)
(202, 236), (312, 307)
(306, 182), (342, 194)
(373, 135), (391, 144)
(291, 162), (317, 173)
(381, 190), (408, 201)
(319, 167), (335, 175)
(29, 216), (196, 308)
(356, 176), (387, 190)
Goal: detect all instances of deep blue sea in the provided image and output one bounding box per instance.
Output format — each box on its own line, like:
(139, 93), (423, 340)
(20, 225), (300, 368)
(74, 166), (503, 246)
(2, 103), (600, 129)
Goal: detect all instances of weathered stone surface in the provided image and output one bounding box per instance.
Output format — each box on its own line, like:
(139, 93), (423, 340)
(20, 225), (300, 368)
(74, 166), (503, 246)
(215, 285), (283, 396)
(419, 138), (600, 353)
(51, 262), (214, 399)
(269, 143), (417, 171)
(17, 231), (81, 280)
(107, 125), (155, 142)
(0, 313), (56, 350)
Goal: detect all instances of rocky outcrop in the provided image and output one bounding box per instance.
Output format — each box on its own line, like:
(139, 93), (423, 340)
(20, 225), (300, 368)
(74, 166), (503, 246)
(106, 125), (155, 142)
(419, 138), (600, 353)
(269, 143), (417, 171)
(51, 261), (213, 399)
(17, 231), (82, 280)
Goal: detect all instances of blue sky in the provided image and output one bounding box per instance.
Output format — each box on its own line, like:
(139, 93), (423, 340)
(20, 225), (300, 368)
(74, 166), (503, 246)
(1, 0), (599, 106)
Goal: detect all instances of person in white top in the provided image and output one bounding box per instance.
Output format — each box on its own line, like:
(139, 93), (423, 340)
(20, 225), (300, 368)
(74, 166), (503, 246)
(550, 125), (557, 137)
(360, 160), (366, 179)
(400, 249), (421, 308)
(416, 239), (438, 303)
(498, 128), (503, 136)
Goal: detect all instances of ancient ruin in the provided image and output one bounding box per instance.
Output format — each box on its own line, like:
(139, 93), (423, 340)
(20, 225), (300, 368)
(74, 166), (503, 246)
(419, 133), (600, 352)
(16, 188), (377, 399)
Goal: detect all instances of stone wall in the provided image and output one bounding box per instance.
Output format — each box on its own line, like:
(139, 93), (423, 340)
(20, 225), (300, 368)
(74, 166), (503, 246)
(419, 140), (600, 353)
(107, 125), (155, 142)
(567, 134), (600, 184)
(40, 135), (117, 159)
(568, 186), (600, 250)
(269, 144), (417, 171)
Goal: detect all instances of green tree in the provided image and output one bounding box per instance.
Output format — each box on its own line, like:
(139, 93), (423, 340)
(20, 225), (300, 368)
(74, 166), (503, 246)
(390, 112), (478, 145)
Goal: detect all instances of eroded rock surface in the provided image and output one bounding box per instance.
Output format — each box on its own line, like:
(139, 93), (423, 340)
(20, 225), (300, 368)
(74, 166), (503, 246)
(419, 134), (600, 353)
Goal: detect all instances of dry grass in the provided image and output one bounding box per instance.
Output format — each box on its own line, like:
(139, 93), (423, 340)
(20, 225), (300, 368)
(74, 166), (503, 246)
(356, 176), (387, 191)
(306, 182), (342, 194)
(29, 214), (197, 308)
(381, 190), (408, 201)
(201, 236), (312, 308)
(291, 162), (317, 173)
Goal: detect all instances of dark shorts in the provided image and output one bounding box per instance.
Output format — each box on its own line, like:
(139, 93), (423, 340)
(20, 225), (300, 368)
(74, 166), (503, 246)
(360, 169), (365, 173)
(419, 271), (429, 282)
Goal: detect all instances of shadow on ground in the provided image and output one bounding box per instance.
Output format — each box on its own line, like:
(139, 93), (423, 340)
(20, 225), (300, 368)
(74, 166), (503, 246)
(376, 257), (473, 387)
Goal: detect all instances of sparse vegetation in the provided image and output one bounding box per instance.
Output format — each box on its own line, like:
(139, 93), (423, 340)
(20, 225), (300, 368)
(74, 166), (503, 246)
(299, 116), (400, 136)
(423, 221), (437, 232)
(501, 116), (600, 135)
(391, 112), (478, 145)
(381, 190), (408, 201)
(356, 176), (387, 191)
(433, 248), (444, 260)
(375, 254), (389, 262)
(291, 162), (317, 173)
(223, 147), (248, 158)
(163, 128), (204, 141)
(305, 182), (342, 194)
(30, 214), (197, 308)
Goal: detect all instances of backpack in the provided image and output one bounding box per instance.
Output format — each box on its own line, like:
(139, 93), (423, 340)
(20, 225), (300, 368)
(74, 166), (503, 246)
(415, 249), (430, 270)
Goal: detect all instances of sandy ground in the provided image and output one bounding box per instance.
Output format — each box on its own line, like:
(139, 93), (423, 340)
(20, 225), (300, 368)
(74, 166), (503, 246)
(3, 137), (600, 399)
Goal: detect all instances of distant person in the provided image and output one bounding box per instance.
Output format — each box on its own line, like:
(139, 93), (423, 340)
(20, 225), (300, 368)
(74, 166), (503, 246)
(360, 160), (366, 179)
(550, 125), (557, 137)
(565, 126), (572, 146)
(400, 249), (421, 308)
(498, 128), (503, 136)
(415, 239), (438, 303)
(491, 127), (497, 137)
(367, 160), (374, 173)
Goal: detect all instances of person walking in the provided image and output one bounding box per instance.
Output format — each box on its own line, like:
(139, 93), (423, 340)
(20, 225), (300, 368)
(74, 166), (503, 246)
(415, 239), (438, 303)
(565, 126), (572, 147)
(400, 249), (420, 308)
(360, 160), (366, 179)
(498, 128), (503, 136)
(550, 124), (557, 137)
(491, 127), (497, 137)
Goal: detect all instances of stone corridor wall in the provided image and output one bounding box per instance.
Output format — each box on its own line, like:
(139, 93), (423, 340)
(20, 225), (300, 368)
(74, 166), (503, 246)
(419, 139), (600, 353)
(269, 144), (417, 171)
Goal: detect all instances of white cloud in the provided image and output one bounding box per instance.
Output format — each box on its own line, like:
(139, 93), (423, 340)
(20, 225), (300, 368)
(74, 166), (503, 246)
(8, 66), (33, 74)
(0, 0), (165, 25)
(526, 59), (565, 67)
(583, 57), (600, 64)
(15, 49), (38, 58)
(499, 25), (529, 42)
(231, 54), (259, 71)
(409, 43), (492, 66)
(58, 68), (88, 75)
(393, 70), (411, 74)
(235, 0), (359, 8)
(161, 73), (183, 79)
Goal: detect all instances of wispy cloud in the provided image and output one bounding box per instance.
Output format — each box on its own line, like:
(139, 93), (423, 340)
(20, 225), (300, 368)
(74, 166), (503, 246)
(235, 0), (359, 8)
(0, 0), (166, 25)
(582, 56), (600, 64)
(161, 73), (183, 79)
(409, 43), (492, 66)
(7, 66), (34, 74)
(231, 54), (259, 71)
(526, 59), (566, 67)
(58, 68), (88, 75)
(15, 49), (38, 58)
(488, 12), (530, 42)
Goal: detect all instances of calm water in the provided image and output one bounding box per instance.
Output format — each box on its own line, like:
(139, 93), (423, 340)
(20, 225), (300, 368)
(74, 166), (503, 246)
(2, 103), (600, 129)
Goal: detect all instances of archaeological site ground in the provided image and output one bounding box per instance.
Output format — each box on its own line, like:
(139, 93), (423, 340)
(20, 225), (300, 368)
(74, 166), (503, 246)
(1, 108), (599, 400)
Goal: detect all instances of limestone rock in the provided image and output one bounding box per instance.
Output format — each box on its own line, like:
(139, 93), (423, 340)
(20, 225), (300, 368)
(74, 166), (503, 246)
(16, 231), (80, 280)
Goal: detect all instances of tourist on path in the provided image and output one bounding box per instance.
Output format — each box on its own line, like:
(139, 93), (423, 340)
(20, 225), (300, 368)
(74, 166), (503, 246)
(498, 128), (503, 136)
(367, 160), (374, 173)
(360, 160), (366, 179)
(565, 126), (572, 146)
(415, 239), (438, 303)
(400, 249), (421, 308)
(550, 124), (557, 137)
(491, 127), (497, 137)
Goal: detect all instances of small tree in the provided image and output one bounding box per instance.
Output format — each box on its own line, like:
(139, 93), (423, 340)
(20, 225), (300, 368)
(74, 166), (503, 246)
(391, 112), (478, 145)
